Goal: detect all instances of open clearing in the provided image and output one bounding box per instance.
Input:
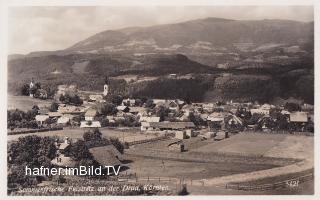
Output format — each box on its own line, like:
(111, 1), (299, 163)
(8, 95), (52, 111)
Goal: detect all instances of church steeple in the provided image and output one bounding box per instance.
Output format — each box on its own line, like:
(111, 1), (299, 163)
(103, 76), (109, 96)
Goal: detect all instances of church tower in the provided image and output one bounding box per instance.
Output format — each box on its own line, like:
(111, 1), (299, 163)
(103, 76), (109, 96)
(29, 78), (35, 97)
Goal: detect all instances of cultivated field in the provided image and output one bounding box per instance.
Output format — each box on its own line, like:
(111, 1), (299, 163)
(7, 127), (159, 143)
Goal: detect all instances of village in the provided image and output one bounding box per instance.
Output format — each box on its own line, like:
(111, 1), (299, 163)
(7, 77), (314, 195)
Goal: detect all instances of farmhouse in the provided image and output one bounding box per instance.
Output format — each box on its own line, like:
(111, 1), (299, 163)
(57, 116), (71, 125)
(290, 112), (308, 123)
(89, 145), (122, 167)
(85, 109), (97, 121)
(35, 115), (49, 125)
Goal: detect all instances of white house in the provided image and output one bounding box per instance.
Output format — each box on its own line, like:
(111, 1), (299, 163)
(35, 115), (49, 125)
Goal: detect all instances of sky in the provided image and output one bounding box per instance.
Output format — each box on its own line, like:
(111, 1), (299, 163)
(8, 6), (314, 54)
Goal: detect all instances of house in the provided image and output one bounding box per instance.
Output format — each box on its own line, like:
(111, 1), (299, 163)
(48, 112), (63, 118)
(128, 107), (146, 115)
(250, 108), (269, 115)
(202, 103), (214, 112)
(186, 129), (196, 137)
(139, 116), (160, 123)
(80, 121), (101, 128)
(175, 131), (187, 139)
(141, 121), (195, 131)
(51, 137), (75, 167)
(35, 115), (49, 125)
(89, 94), (103, 102)
(89, 145), (122, 167)
(207, 112), (227, 131)
(290, 112), (308, 123)
(57, 115), (71, 125)
(58, 105), (85, 114)
(166, 100), (180, 112)
(169, 74), (177, 79)
(85, 109), (97, 121)
(207, 112), (226, 122)
(225, 114), (243, 126)
(56, 137), (71, 154)
(152, 99), (166, 106)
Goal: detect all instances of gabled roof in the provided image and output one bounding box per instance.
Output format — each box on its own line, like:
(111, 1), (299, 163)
(58, 142), (70, 150)
(48, 112), (63, 118)
(57, 116), (70, 124)
(129, 107), (146, 113)
(207, 112), (227, 122)
(89, 145), (122, 166)
(117, 106), (129, 112)
(148, 121), (195, 129)
(139, 116), (160, 123)
(85, 109), (97, 117)
(35, 115), (49, 122)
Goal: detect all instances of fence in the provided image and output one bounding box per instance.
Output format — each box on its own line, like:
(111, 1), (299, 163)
(8, 127), (63, 135)
(243, 130), (314, 136)
(225, 173), (314, 191)
(127, 135), (169, 146)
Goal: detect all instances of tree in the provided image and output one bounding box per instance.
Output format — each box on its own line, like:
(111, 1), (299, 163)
(49, 102), (59, 112)
(109, 137), (124, 154)
(9, 136), (56, 166)
(189, 112), (204, 127)
(106, 94), (123, 106)
(155, 105), (170, 121)
(145, 99), (155, 108)
(68, 140), (92, 161)
(83, 128), (102, 142)
(284, 102), (301, 112)
(97, 103), (117, 116)
(21, 84), (30, 96)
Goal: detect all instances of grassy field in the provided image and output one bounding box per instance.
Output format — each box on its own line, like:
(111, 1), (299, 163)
(194, 133), (286, 156)
(7, 127), (159, 143)
(8, 95), (53, 111)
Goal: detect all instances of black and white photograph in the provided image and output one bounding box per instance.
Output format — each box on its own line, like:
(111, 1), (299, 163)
(2, 0), (318, 197)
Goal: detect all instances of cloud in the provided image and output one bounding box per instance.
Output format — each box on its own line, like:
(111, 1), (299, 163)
(8, 6), (313, 54)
